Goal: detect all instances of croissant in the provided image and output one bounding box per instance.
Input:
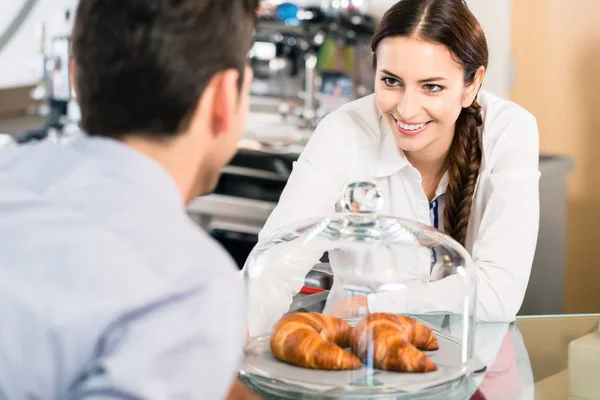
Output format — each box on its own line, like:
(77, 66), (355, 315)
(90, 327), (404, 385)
(350, 313), (438, 372)
(270, 312), (362, 370)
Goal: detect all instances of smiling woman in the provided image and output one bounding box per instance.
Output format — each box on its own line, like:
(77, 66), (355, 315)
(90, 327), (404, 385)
(247, 0), (541, 327)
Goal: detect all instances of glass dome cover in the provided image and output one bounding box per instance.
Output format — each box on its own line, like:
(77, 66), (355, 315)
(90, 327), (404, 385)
(241, 181), (480, 399)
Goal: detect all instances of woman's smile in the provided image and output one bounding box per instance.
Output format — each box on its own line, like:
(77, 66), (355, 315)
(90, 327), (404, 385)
(393, 116), (433, 137)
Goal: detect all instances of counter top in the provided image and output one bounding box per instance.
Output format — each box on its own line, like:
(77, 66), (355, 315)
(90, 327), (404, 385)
(239, 313), (600, 400)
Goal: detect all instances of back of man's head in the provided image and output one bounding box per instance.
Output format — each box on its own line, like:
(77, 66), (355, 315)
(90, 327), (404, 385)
(71, 0), (258, 140)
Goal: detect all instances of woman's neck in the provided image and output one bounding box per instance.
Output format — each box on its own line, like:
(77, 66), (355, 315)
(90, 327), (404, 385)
(405, 132), (454, 202)
(405, 125), (455, 178)
(406, 147), (448, 180)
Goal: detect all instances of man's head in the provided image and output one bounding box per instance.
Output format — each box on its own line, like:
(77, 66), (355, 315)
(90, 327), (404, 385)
(71, 0), (257, 202)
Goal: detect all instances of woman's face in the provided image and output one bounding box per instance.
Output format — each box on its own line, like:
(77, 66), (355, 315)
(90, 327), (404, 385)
(374, 36), (482, 159)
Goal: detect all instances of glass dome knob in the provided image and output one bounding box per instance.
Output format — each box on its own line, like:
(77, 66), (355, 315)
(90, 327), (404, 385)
(340, 181), (384, 214)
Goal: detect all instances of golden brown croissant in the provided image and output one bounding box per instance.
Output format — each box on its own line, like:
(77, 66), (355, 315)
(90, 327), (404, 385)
(350, 313), (438, 372)
(270, 312), (362, 370)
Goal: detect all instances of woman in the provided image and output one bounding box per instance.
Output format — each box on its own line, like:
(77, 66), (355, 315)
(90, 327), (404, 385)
(248, 0), (539, 332)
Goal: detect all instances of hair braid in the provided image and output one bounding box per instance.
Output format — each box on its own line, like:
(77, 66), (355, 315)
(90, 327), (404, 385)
(443, 101), (483, 247)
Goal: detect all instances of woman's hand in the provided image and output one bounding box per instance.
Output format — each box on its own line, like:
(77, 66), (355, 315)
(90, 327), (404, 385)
(328, 296), (369, 318)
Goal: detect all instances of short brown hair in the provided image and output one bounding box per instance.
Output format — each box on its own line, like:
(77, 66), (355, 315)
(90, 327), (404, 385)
(72, 0), (258, 140)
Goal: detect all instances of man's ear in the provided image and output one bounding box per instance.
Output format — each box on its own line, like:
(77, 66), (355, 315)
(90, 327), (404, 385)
(462, 65), (486, 108)
(189, 69), (240, 138)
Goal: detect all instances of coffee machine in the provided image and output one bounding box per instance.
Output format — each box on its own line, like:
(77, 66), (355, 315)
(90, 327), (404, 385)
(249, 1), (376, 131)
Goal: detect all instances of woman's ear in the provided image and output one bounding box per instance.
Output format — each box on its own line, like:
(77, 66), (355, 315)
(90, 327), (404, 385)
(462, 66), (486, 108)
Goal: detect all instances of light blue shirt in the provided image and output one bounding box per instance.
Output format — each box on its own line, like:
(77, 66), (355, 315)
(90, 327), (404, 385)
(0, 135), (245, 399)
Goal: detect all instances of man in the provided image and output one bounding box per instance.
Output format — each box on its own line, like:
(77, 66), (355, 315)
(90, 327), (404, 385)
(0, 0), (259, 398)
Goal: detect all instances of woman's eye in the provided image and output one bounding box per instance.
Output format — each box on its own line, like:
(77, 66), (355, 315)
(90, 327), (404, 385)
(382, 77), (400, 87)
(424, 84), (443, 92)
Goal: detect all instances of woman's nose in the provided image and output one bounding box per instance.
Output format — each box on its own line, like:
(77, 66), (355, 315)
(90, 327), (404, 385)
(397, 91), (421, 121)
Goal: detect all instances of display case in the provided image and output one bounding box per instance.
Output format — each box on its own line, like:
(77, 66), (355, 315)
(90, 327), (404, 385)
(240, 181), (482, 399)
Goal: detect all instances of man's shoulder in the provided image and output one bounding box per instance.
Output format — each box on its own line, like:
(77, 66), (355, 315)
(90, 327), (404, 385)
(173, 219), (240, 278)
(89, 211), (240, 287)
(0, 193), (237, 293)
(0, 139), (239, 288)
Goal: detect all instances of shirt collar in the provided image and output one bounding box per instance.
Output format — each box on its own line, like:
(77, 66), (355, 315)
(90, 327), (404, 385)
(436, 171), (449, 198)
(69, 134), (184, 210)
(374, 112), (411, 178)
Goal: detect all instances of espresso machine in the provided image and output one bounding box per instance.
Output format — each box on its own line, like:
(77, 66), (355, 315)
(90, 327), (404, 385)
(249, 0), (376, 131)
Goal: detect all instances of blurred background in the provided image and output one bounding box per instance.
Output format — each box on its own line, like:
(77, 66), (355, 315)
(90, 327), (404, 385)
(0, 0), (596, 316)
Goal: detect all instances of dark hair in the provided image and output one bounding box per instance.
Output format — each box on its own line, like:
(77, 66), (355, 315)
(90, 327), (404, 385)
(72, 0), (258, 140)
(371, 0), (488, 247)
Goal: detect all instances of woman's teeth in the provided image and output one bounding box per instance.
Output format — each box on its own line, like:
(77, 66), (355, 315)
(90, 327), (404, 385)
(396, 120), (428, 131)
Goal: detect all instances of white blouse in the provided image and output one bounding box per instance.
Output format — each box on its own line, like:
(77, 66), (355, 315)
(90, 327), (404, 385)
(247, 90), (540, 334)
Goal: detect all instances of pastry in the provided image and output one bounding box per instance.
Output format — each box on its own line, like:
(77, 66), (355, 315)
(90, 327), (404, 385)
(270, 312), (362, 370)
(350, 313), (438, 372)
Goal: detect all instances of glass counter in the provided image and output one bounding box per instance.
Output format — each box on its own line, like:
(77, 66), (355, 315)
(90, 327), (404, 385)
(238, 313), (600, 399)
